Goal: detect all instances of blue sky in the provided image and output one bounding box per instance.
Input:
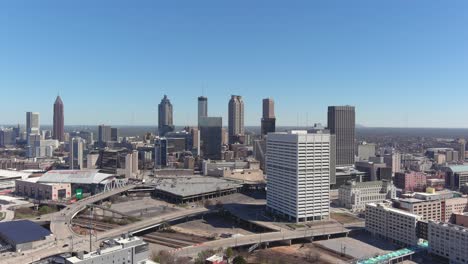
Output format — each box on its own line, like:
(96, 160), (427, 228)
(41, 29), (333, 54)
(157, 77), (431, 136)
(1, 1), (468, 127)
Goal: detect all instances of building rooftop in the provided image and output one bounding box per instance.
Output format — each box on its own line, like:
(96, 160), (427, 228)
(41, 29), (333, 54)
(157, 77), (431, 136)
(0, 170), (32, 180)
(367, 203), (421, 218)
(342, 180), (390, 188)
(444, 165), (468, 173)
(66, 236), (154, 263)
(154, 176), (242, 197)
(0, 220), (52, 244)
(38, 169), (115, 185)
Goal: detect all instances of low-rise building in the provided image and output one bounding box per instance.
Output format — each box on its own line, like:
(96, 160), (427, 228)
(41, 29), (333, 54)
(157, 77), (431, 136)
(15, 178), (71, 201)
(65, 235), (156, 264)
(395, 190), (468, 222)
(338, 180), (396, 212)
(0, 220), (54, 252)
(365, 202), (421, 247)
(428, 221), (468, 264)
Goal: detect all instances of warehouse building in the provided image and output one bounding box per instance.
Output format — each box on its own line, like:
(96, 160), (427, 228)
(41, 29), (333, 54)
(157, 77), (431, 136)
(0, 220), (53, 252)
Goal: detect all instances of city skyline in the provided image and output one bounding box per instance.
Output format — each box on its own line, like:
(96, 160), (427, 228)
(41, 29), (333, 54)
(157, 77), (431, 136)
(2, 1), (468, 127)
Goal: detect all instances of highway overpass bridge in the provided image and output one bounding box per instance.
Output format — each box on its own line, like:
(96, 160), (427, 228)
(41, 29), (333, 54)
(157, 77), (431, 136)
(172, 223), (354, 258)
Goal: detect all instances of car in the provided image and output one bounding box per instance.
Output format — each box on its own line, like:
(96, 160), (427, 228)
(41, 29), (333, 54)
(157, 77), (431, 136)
(62, 244), (69, 248)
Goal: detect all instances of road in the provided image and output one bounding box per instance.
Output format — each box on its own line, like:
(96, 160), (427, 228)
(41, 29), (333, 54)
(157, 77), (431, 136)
(173, 223), (352, 258)
(97, 207), (210, 240)
(3, 185), (136, 264)
(4, 185), (212, 264)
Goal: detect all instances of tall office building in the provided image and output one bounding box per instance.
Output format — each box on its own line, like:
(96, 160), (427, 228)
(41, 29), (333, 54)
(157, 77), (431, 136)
(327, 106), (355, 166)
(459, 139), (466, 162)
(26, 112), (40, 144)
(0, 128), (15, 147)
(266, 131), (331, 223)
(158, 95), (174, 137)
(155, 138), (168, 168)
(69, 137), (84, 169)
(228, 95), (244, 144)
(199, 117), (223, 160)
(53, 95), (65, 142)
(111, 127), (119, 142)
(98, 125), (112, 146)
(198, 96), (208, 126)
(261, 98), (276, 137)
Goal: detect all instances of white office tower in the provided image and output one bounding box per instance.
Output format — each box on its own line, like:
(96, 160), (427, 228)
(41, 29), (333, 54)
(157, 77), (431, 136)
(26, 112), (40, 136)
(70, 137), (85, 169)
(266, 130), (331, 223)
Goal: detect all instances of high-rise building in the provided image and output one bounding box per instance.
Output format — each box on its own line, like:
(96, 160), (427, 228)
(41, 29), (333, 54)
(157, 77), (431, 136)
(70, 137), (84, 169)
(98, 125), (112, 145)
(155, 138), (168, 168)
(158, 95), (174, 137)
(198, 96), (208, 126)
(327, 106), (355, 166)
(53, 95), (65, 142)
(266, 131), (331, 223)
(228, 95), (244, 144)
(199, 117), (223, 160)
(261, 98), (276, 137)
(357, 142), (376, 161)
(0, 128), (16, 147)
(26, 112), (40, 144)
(111, 127), (119, 142)
(459, 139), (466, 162)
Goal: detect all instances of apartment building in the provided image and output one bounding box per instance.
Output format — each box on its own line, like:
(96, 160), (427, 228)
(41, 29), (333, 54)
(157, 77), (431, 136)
(366, 202), (421, 247)
(428, 221), (468, 264)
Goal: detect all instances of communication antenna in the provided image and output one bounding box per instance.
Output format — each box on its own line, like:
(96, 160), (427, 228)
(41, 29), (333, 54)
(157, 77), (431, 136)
(296, 113), (299, 130)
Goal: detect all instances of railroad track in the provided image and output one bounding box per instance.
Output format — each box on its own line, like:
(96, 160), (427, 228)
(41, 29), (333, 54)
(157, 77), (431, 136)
(72, 217), (197, 249)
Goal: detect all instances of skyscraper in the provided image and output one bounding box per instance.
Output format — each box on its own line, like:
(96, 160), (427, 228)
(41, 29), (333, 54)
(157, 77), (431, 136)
(26, 112), (40, 145)
(69, 137), (84, 169)
(459, 139), (466, 162)
(228, 95), (244, 144)
(266, 131), (331, 223)
(327, 106), (355, 166)
(155, 138), (168, 168)
(261, 98), (276, 137)
(98, 125), (112, 146)
(111, 127), (119, 142)
(158, 95), (174, 137)
(53, 95), (65, 142)
(198, 96), (208, 126)
(199, 117), (223, 160)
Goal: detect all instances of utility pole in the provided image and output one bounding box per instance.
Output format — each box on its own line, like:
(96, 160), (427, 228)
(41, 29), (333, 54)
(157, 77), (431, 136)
(89, 207), (93, 252)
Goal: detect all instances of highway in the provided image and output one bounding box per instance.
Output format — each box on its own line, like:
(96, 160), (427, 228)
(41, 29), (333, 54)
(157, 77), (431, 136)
(3, 185), (137, 264)
(96, 207), (210, 240)
(173, 223), (352, 258)
(4, 185), (213, 264)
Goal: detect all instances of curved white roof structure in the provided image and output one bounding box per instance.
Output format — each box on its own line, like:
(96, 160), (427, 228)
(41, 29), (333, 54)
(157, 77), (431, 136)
(38, 169), (116, 185)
